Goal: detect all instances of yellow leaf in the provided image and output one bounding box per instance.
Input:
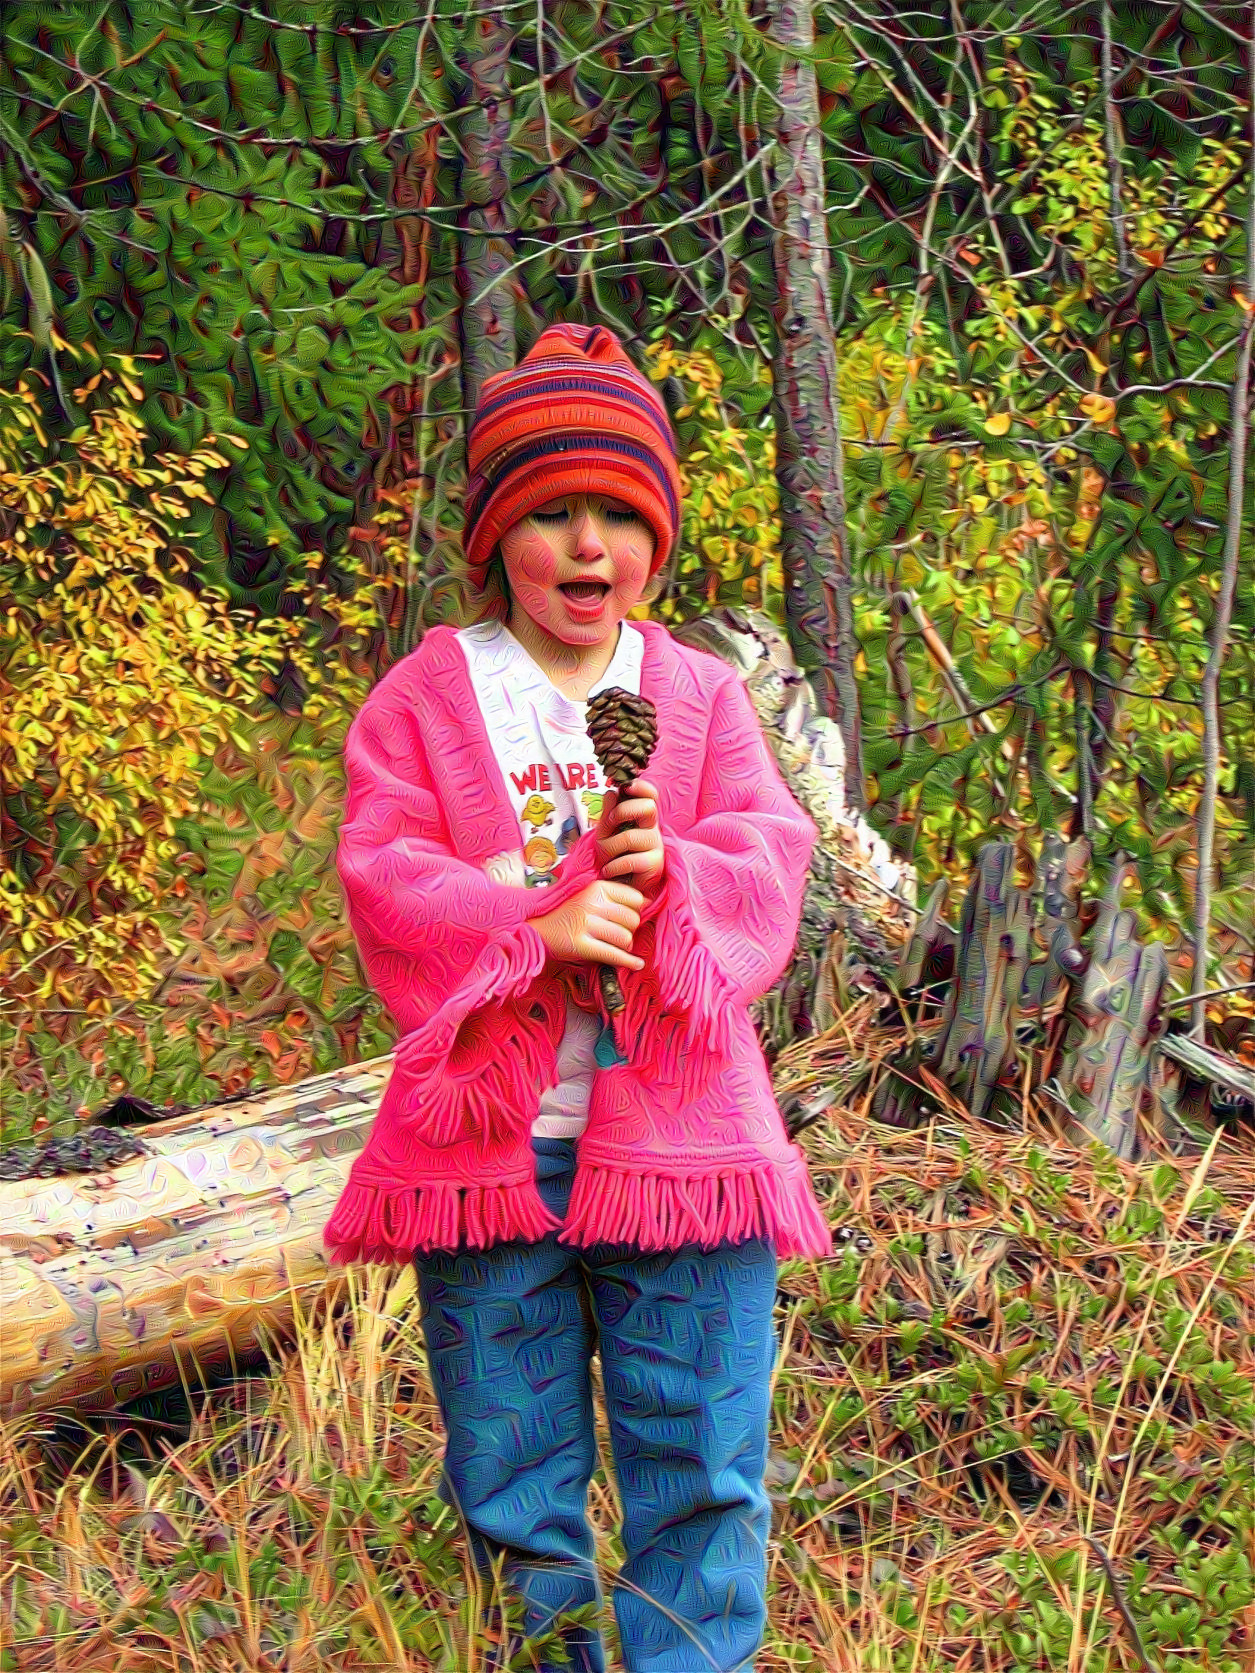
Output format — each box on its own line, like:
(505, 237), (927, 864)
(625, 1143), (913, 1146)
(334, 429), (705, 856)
(984, 412), (1012, 436)
(1080, 393), (1117, 426)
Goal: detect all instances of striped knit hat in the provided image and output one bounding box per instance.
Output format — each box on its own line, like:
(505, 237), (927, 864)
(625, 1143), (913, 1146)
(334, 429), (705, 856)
(463, 322), (682, 593)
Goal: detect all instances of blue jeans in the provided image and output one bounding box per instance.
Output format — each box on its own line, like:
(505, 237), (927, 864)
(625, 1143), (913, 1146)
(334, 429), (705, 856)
(413, 1137), (779, 1673)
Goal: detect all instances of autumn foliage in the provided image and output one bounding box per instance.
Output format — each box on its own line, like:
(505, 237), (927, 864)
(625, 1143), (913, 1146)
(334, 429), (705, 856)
(0, 346), (374, 1028)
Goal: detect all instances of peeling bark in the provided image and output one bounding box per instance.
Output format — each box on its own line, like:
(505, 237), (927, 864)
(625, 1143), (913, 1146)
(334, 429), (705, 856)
(454, 4), (519, 414)
(765, 0), (865, 811)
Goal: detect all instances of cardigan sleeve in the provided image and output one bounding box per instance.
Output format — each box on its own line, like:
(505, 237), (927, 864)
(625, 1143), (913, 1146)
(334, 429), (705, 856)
(337, 674), (597, 1037)
(637, 668), (817, 1026)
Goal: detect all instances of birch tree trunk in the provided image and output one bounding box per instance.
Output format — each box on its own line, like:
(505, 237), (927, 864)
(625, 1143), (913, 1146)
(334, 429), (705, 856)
(764, 0), (866, 812)
(454, 3), (519, 416)
(1191, 43), (1255, 1038)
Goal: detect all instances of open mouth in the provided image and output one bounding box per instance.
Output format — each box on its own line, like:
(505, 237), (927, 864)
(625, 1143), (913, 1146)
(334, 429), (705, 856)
(558, 580), (610, 601)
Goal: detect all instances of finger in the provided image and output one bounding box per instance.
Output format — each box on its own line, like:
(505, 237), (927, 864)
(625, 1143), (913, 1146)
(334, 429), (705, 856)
(592, 906), (640, 938)
(614, 798), (658, 828)
(609, 898), (644, 929)
(599, 881), (646, 909)
(587, 939), (645, 971)
(626, 778), (659, 800)
(600, 828), (655, 858)
(583, 926), (642, 962)
(600, 895), (644, 922)
(604, 854), (661, 882)
(589, 910), (632, 950)
(594, 788), (619, 831)
(602, 841), (661, 871)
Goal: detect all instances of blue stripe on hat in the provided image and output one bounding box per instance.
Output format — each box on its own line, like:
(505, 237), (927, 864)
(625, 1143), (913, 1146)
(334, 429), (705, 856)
(465, 432), (681, 533)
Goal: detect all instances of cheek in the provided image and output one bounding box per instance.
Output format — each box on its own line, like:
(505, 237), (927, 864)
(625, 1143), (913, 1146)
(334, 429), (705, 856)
(502, 529), (560, 598)
(610, 530), (656, 597)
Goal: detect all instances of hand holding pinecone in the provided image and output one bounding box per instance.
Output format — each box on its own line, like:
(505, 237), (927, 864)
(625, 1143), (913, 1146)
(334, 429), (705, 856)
(586, 688), (659, 1014)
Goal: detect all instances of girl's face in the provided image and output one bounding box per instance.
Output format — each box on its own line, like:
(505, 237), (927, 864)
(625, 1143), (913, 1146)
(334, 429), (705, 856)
(498, 493), (657, 648)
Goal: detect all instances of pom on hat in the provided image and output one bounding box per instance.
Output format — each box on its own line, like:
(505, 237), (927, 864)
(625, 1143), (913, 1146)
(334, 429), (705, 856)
(463, 323), (682, 593)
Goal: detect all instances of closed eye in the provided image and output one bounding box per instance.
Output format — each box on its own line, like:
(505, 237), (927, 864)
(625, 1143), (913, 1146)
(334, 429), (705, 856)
(531, 502), (642, 525)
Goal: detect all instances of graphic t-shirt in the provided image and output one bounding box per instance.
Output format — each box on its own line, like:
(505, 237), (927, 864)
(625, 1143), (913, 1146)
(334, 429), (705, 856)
(456, 617), (644, 1139)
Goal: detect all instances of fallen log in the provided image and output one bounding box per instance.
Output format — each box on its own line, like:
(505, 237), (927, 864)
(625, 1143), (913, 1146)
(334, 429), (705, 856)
(1155, 1032), (1255, 1137)
(0, 1059), (389, 1420)
(673, 606), (917, 1051)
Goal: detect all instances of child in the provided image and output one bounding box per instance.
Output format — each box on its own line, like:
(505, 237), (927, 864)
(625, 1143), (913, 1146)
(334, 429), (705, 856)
(324, 322), (832, 1672)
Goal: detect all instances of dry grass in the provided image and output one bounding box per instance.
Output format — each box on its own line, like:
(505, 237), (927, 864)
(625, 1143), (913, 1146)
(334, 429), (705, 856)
(2, 1006), (1252, 1671)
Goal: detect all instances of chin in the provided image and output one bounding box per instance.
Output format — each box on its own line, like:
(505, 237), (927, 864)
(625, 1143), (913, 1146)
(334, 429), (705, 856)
(544, 603), (632, 641)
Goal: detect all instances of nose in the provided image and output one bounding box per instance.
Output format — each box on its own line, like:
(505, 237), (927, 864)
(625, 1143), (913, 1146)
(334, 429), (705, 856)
(571, 502), (608, 561)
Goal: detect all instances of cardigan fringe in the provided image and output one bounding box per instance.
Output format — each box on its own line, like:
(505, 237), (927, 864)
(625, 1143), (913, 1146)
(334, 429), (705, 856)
(555, 1155), (833, 1260)
(608, 867), (739, 1090)
(392, 995), (562, 1150)
(392, 875), (743, 1142)
(324, 1157), (832, 1266)
(388, 924), (564, 1148)
(323, 1175), (565, 1265)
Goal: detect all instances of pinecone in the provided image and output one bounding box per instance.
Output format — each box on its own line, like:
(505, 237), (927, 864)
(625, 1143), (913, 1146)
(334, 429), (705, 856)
(585, 687), (659, 1020)
(586, 688), (658, 789)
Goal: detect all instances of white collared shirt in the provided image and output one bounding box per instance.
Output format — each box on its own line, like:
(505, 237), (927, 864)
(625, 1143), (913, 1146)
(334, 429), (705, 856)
(456, 617), (645, 1138)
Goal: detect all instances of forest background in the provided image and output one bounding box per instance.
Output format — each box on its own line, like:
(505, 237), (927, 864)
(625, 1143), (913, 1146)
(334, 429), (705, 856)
(2, 0), (1253, 1135)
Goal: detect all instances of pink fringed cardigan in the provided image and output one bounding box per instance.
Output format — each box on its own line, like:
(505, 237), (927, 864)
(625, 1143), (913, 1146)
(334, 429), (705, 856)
(322, 619), (833, 1268)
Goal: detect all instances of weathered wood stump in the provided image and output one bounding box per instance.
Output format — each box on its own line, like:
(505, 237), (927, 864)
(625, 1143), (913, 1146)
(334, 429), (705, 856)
(1052, 862), (1169, 1160)
(874, 843), (1030, 1128)
(932, 844), (1033, 1124)
(1021, 834), (1090, 1022)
